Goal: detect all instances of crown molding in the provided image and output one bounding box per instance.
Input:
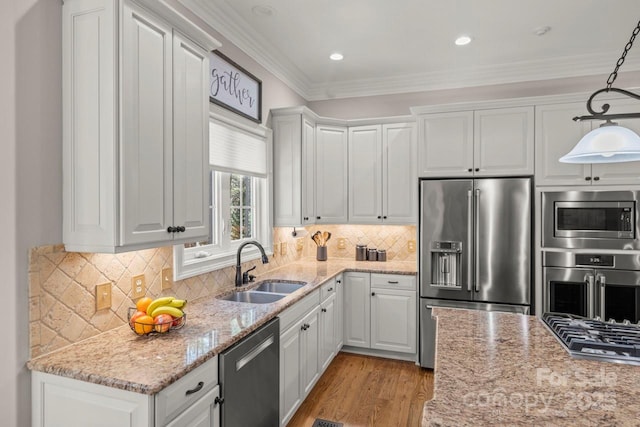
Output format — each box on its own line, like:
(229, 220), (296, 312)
(177, 0), (640, 102)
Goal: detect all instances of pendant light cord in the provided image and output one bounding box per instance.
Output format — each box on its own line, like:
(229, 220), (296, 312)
(606, 19), (640, 90)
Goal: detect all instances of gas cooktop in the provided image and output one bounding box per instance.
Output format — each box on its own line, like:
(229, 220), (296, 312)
(542, 313), (640, 365)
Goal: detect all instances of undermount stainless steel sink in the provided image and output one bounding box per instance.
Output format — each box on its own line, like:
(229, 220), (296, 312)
(252, 281), (306, 294)
(218, 291), (286, 304)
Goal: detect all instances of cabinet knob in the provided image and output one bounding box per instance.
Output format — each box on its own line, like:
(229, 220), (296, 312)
(585, 176), (592, 181)
(167, 226), (176, 233)
(214, 396), (224, 405)
(336, 280), (341, 284)
(321, 308), (327, 313)
(475, 168), (480, 172)
(303, 217), (309, 221)
(467, 168), (472, 172)
(177, 226), (186, 232)
(377, 216), (382, 219)
(316, 216), (321, 220)
(594, 176), (600, 181)
(371, 292), (376, 296)
(383, 216), (387, 219)
(328, 287), (333, 292)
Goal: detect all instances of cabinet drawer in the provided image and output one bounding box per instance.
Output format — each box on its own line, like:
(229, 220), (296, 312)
(320, 279), (336, 301)
(155, 356), (218, 426)
(371, 273), (416, 290)
(279, 289), (321, 331)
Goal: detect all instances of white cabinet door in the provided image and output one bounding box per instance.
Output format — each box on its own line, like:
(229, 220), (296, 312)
(166, 387), (220, 427)
(383, 122), (417, 223)
(319, 293), (337, 371)
(343, 272), (371, 348)
(121, 2), (174, 246)
(32, 372), (152, 427)
(279, 321), (303, 426)
(348, 125), (382, 223)
(316, 125), (348, 223)
(301, 307), (321, 396)
(273, 114), (303, 226)
(474, 106), (534, 176)
(302, 118), (317, 224)
(535, 102), (592, 186)
(370, 288), (417, 354)
(418, 111), (474, 177)
(335, 275), (344, 352)
(172, 32), (210, 242)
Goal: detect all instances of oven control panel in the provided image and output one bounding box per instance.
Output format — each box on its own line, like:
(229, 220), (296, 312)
(575, 254), (615, 267)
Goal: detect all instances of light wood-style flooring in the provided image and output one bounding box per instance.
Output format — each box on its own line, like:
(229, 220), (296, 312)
(287, 352), (434, 427)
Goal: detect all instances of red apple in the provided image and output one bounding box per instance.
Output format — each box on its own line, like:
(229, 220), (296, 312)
(154, 314), (173, 333)
(172, 315), (185, 328)
(129, 310), (147, 329)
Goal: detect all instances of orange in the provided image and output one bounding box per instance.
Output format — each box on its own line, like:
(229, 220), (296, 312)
(133, 315), (154, 335)
(136, 297), (153, 314)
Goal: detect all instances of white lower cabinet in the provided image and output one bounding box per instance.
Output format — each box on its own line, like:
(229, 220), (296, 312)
(32, 356), (220, 427)
(344, 273), (417, 356)
(319, 282), (337, 372)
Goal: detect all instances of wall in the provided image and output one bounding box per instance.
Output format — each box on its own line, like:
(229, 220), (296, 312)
(308, 71), (640, 119)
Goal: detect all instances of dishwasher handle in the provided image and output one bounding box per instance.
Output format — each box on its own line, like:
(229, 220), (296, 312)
(236, 334), (275, 372)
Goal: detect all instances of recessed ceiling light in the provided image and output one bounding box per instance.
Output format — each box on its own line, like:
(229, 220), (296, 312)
(330, 53), (344, 61)
(251, 5), (275, 17)
(455, 35), (472, 46)
(533, 26), (551, 36)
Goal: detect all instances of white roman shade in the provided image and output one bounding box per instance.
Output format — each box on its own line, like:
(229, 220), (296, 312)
(209, 120), (268, 177)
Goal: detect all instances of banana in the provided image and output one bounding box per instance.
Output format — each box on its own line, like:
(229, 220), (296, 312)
(146, 296), (175, 315)
(167, 299), (187, 309)
(149, 305), (184, 319)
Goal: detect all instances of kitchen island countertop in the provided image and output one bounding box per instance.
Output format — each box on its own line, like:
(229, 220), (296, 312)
(27, 258), (416, 395)
(423, 308), (640, 426)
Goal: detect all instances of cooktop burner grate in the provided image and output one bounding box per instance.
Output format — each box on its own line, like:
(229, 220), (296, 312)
(542, 312), (640, 364)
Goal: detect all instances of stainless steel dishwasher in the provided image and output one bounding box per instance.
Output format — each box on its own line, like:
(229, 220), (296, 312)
(219, 317), (279, 427)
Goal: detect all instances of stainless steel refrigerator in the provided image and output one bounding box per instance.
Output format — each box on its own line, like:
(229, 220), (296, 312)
(419, 177), (532, 368)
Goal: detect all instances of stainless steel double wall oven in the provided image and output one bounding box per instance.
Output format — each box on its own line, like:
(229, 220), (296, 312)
(542, 190), (640, 323)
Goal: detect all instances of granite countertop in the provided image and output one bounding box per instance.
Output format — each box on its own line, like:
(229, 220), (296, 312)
(27, 258), (416, 395)
(423, 308), (640, 426)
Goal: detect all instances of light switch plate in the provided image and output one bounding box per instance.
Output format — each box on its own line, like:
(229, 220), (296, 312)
(131, 274), (146, 299)
(295, 238), (304, 251)
(280, 242), (288, 255)
(407, 239), (416, 253)
(95, 282), (112, 311)
(161, 268), (173, 290)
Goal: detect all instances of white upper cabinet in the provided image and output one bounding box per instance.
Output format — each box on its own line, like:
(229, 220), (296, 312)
(62, 0), (219, 252)
(535, 100), (640, 186)
(348, 123), (416, 224)
(315, 125), (349, 223)
(417, 107), (534, 177)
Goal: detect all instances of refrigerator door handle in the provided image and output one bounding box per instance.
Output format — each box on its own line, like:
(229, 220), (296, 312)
(467, 189), (474, 292)
(474, 188), (480, 293)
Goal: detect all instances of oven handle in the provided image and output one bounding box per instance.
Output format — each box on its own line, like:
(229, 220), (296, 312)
(597, 274), (606, 320)
(467, 189), (473, 293)
(586, 274), (595, 318)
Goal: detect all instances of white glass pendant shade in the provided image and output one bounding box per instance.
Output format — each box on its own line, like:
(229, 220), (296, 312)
(560, 123), (640, 163)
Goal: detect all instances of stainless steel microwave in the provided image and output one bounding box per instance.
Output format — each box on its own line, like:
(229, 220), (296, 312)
(542, 190), (640, 250)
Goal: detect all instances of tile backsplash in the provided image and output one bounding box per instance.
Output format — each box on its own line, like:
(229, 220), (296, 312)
(28, 225), (416, 358)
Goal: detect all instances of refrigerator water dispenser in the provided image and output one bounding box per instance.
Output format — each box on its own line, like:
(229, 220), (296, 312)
(430, 241), (462, 288)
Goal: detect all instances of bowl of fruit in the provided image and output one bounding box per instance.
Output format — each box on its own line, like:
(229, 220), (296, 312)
(128, 296), (186, 336)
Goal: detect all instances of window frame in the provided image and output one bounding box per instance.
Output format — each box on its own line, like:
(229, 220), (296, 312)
(173, 108), (272, 281)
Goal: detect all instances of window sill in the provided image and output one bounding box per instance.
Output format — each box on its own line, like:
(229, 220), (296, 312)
(173, 245), (273, 280)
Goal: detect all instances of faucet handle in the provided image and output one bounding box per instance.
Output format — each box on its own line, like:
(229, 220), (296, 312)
(242, 265), (257, 284)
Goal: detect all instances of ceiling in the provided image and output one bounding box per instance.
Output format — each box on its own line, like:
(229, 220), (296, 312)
(180, 0), (640, 100)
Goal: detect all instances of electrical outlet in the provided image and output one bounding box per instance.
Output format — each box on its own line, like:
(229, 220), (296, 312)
(337, 237), (346, 249)
(131, 274), (146, 299)
(161, 267), (173, 290)
(407, 239), (416, 253)
(95, 282), (112, 311)
(280, 242), (288, 256)
(272, 242), (279, 257)
(295, 238), (304, 251)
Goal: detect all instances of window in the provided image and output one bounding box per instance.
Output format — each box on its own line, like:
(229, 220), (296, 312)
(174, 109), (272, 280)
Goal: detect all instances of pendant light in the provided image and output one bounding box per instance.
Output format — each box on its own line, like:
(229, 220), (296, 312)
(560, 19), (640, 164)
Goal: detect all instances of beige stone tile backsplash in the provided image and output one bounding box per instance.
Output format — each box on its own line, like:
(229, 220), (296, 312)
(28, 225), (416, 358)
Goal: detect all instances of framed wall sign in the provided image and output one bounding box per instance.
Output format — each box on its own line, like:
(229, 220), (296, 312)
(209, 51), (262, 123)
